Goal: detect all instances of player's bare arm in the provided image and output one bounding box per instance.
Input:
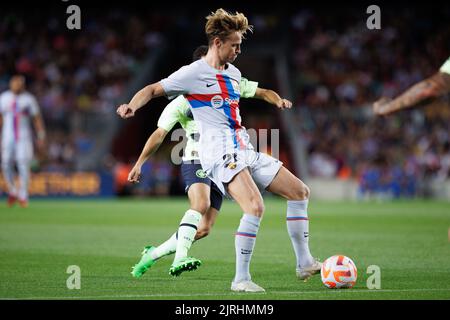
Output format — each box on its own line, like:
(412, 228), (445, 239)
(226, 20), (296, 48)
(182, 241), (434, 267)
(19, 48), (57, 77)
(128, 127), (168, 183)
(373, 72), (450, 116)
(117, 82), (166, 119)
(254, 87), (292, 109)
(32, 114), (46, 152)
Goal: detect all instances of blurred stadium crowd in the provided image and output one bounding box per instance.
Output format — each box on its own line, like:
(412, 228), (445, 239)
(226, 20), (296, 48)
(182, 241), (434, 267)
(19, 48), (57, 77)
(1, 3), (449, 198)
(288, 7), (450, 198)
(0, 8), (172, 195)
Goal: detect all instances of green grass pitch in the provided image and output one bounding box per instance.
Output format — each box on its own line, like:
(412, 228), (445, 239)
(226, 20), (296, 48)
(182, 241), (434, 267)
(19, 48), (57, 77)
(0, 197), (449, 300)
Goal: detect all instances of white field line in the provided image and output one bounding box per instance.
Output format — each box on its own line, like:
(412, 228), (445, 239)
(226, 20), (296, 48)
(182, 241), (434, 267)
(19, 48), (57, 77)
(1, 288), (450, 300)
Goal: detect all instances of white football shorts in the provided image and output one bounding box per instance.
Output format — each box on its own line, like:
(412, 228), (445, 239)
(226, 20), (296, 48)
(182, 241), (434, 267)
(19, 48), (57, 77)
(205, 148), (283, 196)
(1, 139), (33, 164)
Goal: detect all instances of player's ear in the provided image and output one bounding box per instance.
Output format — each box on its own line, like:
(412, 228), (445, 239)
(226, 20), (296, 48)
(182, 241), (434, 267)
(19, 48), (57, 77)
(214, 37), (221, 48)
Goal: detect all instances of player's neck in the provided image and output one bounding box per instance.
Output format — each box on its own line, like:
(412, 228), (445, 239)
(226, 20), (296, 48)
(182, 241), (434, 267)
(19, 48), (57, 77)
(204, 53), (226, 71)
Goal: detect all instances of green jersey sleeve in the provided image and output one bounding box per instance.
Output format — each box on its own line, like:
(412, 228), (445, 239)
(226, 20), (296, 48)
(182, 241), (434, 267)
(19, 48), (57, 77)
(240, 77), (258, 98)
(157, 95), (186, 131)
(439, 57), (450, 75)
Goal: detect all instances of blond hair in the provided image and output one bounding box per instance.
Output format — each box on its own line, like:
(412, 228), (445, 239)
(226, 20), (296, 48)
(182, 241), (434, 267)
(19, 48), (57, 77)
(205, 8), (253, 44)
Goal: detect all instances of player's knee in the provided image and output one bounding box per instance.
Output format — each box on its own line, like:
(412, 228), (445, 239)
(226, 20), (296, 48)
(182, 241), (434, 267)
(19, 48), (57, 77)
(249, 197), (265, 217)
(190, 198), (210, 214)
(192, 204), (210, 215)
(289, 182), (310, 200)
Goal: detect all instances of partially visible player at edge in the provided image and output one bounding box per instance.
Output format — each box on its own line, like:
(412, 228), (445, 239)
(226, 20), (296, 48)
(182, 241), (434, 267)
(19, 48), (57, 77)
(117, 9), (321, 293)
(128, 45), (293, 278)
(0, 75), (46, 208)
(373, 56), (450, 115)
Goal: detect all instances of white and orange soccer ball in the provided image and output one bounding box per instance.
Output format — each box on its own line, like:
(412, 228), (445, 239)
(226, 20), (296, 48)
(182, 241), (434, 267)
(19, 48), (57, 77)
(320, 255), (357, 289)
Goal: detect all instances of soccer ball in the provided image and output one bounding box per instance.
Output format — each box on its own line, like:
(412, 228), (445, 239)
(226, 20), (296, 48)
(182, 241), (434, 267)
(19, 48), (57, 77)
(320, 255), (357, 289)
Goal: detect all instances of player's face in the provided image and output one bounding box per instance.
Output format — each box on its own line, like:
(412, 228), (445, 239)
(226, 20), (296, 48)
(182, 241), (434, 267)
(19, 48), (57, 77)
(219, 32), (242, 63)
(10, 76), (25, 94)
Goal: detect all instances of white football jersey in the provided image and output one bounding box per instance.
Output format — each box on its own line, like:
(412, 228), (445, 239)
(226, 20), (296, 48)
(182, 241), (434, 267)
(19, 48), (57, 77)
(0, 90), (40, 144)
(160, 58), (254, 171)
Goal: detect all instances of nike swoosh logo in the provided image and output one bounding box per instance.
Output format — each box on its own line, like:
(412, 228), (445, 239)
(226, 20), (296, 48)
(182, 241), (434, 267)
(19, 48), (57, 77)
(206, 83), (215, 87)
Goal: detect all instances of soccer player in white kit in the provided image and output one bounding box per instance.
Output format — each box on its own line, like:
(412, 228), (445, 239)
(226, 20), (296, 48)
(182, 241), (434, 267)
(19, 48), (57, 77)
(127, 46), (295, 278)
(0, 75), (46, 207)
(373, 56), (450, 115)
(117, 9), (321, 292)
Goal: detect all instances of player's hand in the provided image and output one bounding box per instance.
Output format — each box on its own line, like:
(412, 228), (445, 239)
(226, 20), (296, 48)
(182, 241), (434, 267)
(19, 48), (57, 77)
(128, 165), (142, 184)
(373, 97), (393, 116)
(116, 104), (135, 119)
(276, 98), (292, 110)
(36, 138), (46, 155)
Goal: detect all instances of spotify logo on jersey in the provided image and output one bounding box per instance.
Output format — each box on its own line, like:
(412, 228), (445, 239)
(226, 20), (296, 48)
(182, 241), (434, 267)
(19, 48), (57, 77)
(211, 95), (224, 109)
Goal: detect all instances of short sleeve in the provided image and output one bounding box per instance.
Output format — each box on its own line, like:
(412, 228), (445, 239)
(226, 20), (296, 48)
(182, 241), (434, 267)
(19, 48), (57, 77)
(160, 65), (196, 100)
(240, 77), (258, 98)
(439, 57), (450, 75)
(157, 96), (185, 132)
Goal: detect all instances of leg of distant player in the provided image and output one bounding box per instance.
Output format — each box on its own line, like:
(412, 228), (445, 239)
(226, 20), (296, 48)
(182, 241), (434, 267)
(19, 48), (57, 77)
(266, 166), (321, 281)
(15, 141), (33, 207)
(16, 159), (31, 208)
(1, 146), (18, 207)
(227, 168), (265, 292)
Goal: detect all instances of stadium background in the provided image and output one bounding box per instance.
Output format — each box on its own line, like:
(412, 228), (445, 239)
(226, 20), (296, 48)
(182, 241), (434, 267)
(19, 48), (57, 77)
(1, 0), (449, 201)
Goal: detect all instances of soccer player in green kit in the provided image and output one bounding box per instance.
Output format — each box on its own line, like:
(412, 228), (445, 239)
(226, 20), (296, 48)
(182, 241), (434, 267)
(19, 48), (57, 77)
(128, 45), (293, 278)
(373, 57), (450, 115)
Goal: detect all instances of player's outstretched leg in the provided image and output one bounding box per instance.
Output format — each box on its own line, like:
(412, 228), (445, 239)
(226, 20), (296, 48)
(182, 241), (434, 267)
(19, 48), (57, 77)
(131, 245), (158, 278)
(131, 206), (218, 278)
(169, 256), (202, 277)
(169, 209), (202, 277)
(131, 231), (178, 278)
(267, 166), (322, 281)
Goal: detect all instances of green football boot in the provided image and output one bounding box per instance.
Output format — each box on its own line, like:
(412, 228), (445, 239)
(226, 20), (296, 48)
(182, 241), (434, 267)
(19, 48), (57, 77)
(131, 246), (157, 278)
(169, 257), (202, 277)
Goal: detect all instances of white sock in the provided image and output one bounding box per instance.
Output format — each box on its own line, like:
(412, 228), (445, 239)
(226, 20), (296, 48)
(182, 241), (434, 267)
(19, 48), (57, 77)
(286, 200), (314, 269)
(233, 213), (261, 283)
(150, 232), (177, 260)
(17, 160), (30, 201)
(173, 209), (202, 262)
(2, 159), (17, 196)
